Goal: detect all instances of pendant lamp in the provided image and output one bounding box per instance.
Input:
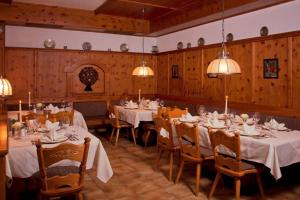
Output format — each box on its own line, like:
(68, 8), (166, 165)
(207, 0), (241, 75)
(132, 8), (154, 76)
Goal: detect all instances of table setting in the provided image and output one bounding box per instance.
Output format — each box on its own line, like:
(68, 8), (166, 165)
(6, 122), (113, 183)
(172, 106), (300, 180)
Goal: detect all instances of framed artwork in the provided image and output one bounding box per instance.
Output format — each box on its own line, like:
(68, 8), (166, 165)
(263, 58), (279, 79)
(171, 65), (179, 79)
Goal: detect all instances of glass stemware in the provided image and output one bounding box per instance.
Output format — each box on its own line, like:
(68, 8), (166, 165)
(253, 112), (261, 125)
(159, 100), (165, 107)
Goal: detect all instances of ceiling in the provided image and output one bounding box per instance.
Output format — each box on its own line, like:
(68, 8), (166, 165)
(14, 0), (107, 10)
(0, 0), (293, 36)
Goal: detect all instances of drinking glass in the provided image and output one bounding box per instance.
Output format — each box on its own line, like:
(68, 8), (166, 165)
(61, 101), (66, 110)
(197, 105), (206, 117)
(253, 112), (261, 125)
(159, 100), (165, 107)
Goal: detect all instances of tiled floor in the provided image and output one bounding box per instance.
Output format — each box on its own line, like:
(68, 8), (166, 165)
(81, 133), (300, 200)
(12, 131), (300, 200)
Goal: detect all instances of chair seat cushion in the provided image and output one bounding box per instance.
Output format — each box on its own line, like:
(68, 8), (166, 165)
(32, 166), (80, 179)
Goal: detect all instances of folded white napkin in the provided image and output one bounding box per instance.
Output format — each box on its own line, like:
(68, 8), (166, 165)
(265, 119), (285, 130)
(180, 113), (198, 122)
(45, 104), (61, 114)
(208, 118), (225, 128)
(160, 128), (169, 138)
(243, 123), (259, 135)
(45, 120), (60, 140)
(126, 100), (138, 108)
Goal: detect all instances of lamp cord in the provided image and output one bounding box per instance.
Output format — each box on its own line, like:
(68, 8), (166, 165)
(221, 0), (225, 52)
(142, 8), (145, 64)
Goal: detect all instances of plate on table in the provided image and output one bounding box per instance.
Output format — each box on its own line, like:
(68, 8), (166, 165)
(124, 106), (138, 109)
(239, 131), (260, 136)
(203, 124), (225, 129)
(40, 135), (68, 144)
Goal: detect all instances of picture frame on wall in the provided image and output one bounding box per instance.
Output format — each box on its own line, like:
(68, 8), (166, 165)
(171, 65), (179, 79)
(263, 58), (279, 79)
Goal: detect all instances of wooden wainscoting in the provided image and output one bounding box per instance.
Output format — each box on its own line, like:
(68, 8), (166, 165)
(4, 48), (157, 104)
(156, 31), (300, 118)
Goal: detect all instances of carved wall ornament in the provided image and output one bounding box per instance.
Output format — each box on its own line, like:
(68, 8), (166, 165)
(79, 66), (99, 91)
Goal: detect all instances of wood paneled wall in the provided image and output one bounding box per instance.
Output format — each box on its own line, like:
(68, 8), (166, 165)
(156, 32), (300, 118)
(4, 48), (157, 104)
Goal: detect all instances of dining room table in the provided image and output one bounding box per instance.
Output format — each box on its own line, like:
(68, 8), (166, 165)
(167, 113), (300, 180)
(8, 109), (88, 131)
(6, 125), (113, 183)
(115, 105), (157, 128)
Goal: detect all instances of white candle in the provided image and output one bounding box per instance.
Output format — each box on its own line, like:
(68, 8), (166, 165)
(19, 100), (22, 123)
(225, 96), (228, 115)
(28, 91), (31, 109)
(138, 89), (141, 102)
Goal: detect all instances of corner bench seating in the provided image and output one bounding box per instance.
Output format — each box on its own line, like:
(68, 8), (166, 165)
(163, 99), (300, 131)
(73, 101), (110, 129)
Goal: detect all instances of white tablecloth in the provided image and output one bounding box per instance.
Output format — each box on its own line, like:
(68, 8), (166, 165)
(196, 126), (300, 180)
(6, 126), (113, 183)
(8, 110), (88, 131)
(116, 106), (156, 128)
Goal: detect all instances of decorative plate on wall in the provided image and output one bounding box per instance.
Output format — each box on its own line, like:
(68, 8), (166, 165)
(82, 42), (92, 51)
(120, 43), (129, 52)
(151, 46), (159, 53)
(177, 42), (183, 50)
(260, 26), (269, 36)
(187, 42), (192, 48)
(44, 39), (56, 48)
(226, 33), (234, 42)
(198, 37), (205, 46)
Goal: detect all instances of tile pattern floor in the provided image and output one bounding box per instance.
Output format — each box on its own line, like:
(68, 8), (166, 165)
(81, 133), (300, 200)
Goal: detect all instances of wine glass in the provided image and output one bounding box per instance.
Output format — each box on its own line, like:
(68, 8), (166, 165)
(253, 112), (261, 125)
(61, 101), (66, 110)
(159, 100), (165, 107)
(197, 105), (206, 118)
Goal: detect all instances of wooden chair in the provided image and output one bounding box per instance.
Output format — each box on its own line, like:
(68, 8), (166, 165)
(175, 123), (213, 196)
(208, 129), (265, 200)
(35, 137), (91, 200)
(166, 106), (188, 118)
(57, 110), (75, 124)
(22, 113), (47, 125)
(155, 116), (180, 181)
(143, 107), (167, 147)
(108, 104), (136, 147)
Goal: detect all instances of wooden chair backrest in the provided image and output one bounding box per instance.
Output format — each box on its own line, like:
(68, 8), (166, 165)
(22, 113), (47, 124)
(154, 116), (176, 147)
(208, 129), (242, 171)
(107, 104), (121, 126)
(47, 110), (74, 124)
(35, 137), (91, 191)
(175, 123), (201, 160)
(166, 107), (188, 118)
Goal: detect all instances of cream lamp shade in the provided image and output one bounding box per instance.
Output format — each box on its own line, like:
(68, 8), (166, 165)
(132, 61), (154, 76)
(0, 76), (12, 96)
(207, 53), (241, 75)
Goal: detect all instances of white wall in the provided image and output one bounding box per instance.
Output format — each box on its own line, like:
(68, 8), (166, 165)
(5, 26), (157, 53)
(157, 0), (300, 52)
(5, 1), (300, 53)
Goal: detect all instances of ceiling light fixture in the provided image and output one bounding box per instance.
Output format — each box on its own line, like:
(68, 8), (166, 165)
(132, 8), (154, 76)
(207, 0), (241, 75)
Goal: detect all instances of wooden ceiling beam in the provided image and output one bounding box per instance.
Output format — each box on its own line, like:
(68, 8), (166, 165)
(0, 2), (150, 34)
(118, 0), (178, 10)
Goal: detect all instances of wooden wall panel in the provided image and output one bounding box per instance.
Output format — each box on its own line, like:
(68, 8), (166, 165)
(253, 38), (288, 107)
(169, 52), (184, 96)
(227, 43), (253, 103)
(202, 47), (225, 101)
(36, 51), (67, 99)
(156, 54), (169, 95)
(184, 49), (202, 97)
(291, 36), (300, 109)
(4, 48), (157, 103)
(5, 49), (35, 100)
